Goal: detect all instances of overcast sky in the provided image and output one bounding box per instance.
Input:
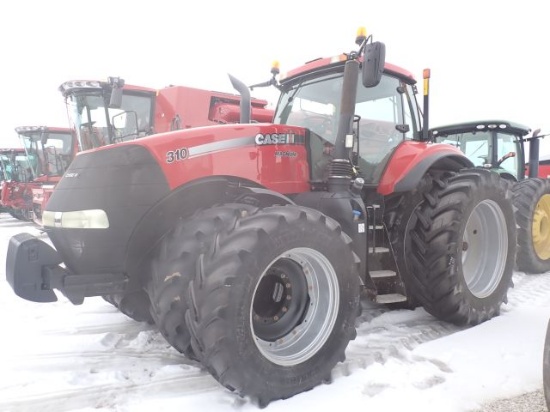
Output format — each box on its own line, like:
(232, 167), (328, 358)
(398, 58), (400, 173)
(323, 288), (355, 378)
(1, 0), (549, 154)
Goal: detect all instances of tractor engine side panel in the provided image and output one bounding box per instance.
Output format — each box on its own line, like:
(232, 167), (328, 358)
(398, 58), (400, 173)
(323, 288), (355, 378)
(44, 124), (312, 276)
(132, 124), (311, 195)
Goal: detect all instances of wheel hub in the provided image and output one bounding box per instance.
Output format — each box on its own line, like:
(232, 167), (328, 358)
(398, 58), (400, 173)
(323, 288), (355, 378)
(252, 259), (309, 342)
(462, 200), (507, 298)
(250, 248), (340, 366)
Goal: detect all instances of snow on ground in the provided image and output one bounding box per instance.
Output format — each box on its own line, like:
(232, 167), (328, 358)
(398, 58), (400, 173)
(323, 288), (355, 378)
(1, 213), (550, 412)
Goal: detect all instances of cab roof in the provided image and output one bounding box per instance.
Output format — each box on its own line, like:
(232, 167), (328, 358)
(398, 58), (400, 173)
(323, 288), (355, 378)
(15, 126), (72, 135)
(280, 54), (416, 84)
(430, 120), (531, 138)
(59, 80), (156, 97)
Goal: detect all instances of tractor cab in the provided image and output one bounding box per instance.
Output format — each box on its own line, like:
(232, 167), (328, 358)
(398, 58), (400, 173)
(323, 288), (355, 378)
(273, 59), (419, 185)
(16, 126), (75, 180)
(0, 148), (33, 183)
(0, 148), (34, 219)
(60, 78), (156, 151)
(0, 149), (16, 182)
(431, 120), (531, 181)
(60, 78), (274, 153)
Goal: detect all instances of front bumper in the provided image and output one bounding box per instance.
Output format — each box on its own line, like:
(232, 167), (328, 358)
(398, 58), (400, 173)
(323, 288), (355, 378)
(6, 233), (127, 304)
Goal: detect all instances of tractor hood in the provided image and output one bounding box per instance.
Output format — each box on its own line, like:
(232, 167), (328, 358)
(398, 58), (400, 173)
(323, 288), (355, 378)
(43, 123), (311, 275)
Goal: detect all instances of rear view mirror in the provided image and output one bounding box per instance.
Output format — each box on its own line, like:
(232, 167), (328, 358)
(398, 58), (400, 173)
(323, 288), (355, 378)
(40, 132), (49, 145)
(109, 87), (123, 109)
(107, 77), (125, 109)
(362, 41), (386, 88)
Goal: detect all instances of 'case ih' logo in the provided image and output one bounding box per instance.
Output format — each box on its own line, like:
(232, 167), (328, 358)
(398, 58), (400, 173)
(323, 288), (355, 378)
(255, 133), (303, 145)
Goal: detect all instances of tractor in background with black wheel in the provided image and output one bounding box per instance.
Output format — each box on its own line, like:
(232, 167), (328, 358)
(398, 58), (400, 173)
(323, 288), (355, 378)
(431, 121), (550, 274)
(6, 29), (517, 405)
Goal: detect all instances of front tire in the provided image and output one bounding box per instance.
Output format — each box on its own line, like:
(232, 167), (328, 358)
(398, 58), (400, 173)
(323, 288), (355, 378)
(407, 169), (516, 325)
(145, 204), (258, 358)
(513, 178), (550, 274)
(186, 205), (360, 406)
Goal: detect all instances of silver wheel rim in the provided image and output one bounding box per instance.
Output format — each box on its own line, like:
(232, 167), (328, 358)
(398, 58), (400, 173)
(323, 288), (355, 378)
(462, 199), (508, 298)
(251, 247), (339, 366)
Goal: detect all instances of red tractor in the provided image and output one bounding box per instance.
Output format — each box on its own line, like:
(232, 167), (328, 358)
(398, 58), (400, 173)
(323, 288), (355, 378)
(0, 147), (36, 220)
(7, 30), (516, 405)
(431, 121), (550, 274)
(14, 126), (76, 225)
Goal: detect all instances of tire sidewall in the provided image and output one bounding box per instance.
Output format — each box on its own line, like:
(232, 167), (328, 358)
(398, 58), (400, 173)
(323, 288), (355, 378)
(513, 178), (550, 272)
(454, 173), (516, 312)
(212, 208), (359, 392)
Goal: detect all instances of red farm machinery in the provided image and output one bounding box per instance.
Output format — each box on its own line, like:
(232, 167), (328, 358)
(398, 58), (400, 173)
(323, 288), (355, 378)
(6, 29), (517, 405)
(12, 126), (76, 225)
(0, 146), (39, 220)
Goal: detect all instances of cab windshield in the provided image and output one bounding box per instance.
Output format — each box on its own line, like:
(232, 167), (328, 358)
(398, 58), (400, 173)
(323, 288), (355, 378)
(65, 91), (154, 151)
(435, 131), (522, 179)
(274, 70), (420, 183)
(20, 131), (74, 177)
(0, 153), (33, 182)
(0, 154), (11, 181)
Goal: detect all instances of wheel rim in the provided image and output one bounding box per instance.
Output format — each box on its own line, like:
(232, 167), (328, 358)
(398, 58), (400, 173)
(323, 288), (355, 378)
(462, 200), (508, 298)
(251, 247), (339, 366)
(533, 194), (550, 261)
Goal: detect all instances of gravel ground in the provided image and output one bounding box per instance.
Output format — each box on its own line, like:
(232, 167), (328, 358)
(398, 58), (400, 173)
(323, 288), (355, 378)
(475, 390), (547, 412)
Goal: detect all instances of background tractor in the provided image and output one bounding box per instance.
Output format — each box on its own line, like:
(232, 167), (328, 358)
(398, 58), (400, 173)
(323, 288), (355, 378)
(6, 29), (517, 405)
(15, 126), (76, 225)
(431, 121), (550, 273)
(59, 77), (274, 153)
(0, 147), (36, 220)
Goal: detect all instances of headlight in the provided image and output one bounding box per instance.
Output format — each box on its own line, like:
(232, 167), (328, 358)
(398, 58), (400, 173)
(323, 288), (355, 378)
(42, 209), (109, 229)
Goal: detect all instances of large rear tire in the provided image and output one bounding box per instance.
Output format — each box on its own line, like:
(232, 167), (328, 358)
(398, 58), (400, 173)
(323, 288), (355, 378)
(145, 204), (258, 359)
(186, 205), (360, 406)
(513, 178), (550, 273)
(407, 169), (516, 325)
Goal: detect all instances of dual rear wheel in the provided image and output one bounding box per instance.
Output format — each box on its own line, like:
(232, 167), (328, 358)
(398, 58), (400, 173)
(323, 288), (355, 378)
(389, 169), (516, 325)
(147, 204), (360, 405)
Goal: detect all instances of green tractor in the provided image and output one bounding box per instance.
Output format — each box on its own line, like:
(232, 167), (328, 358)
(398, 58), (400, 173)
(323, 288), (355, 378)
(431, 120), (550, 274)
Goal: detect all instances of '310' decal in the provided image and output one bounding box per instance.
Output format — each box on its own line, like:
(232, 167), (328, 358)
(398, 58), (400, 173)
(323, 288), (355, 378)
(166, 148), (189, 163)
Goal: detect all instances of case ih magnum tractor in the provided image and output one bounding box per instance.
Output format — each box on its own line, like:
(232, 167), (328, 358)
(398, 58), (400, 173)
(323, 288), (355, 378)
(431, 121), (550, 274)
(15, 126), (76, 225)
(7, 31), (516, 404)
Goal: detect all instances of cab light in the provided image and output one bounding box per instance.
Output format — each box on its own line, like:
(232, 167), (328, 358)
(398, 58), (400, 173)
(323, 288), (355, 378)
(356, 27), (367, 45)
(271, 60), (280, 75)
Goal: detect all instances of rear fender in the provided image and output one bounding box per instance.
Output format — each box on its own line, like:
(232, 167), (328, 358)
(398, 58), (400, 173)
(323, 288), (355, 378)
(125, 176), (294, 289)
(378, 141), (473, 195)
